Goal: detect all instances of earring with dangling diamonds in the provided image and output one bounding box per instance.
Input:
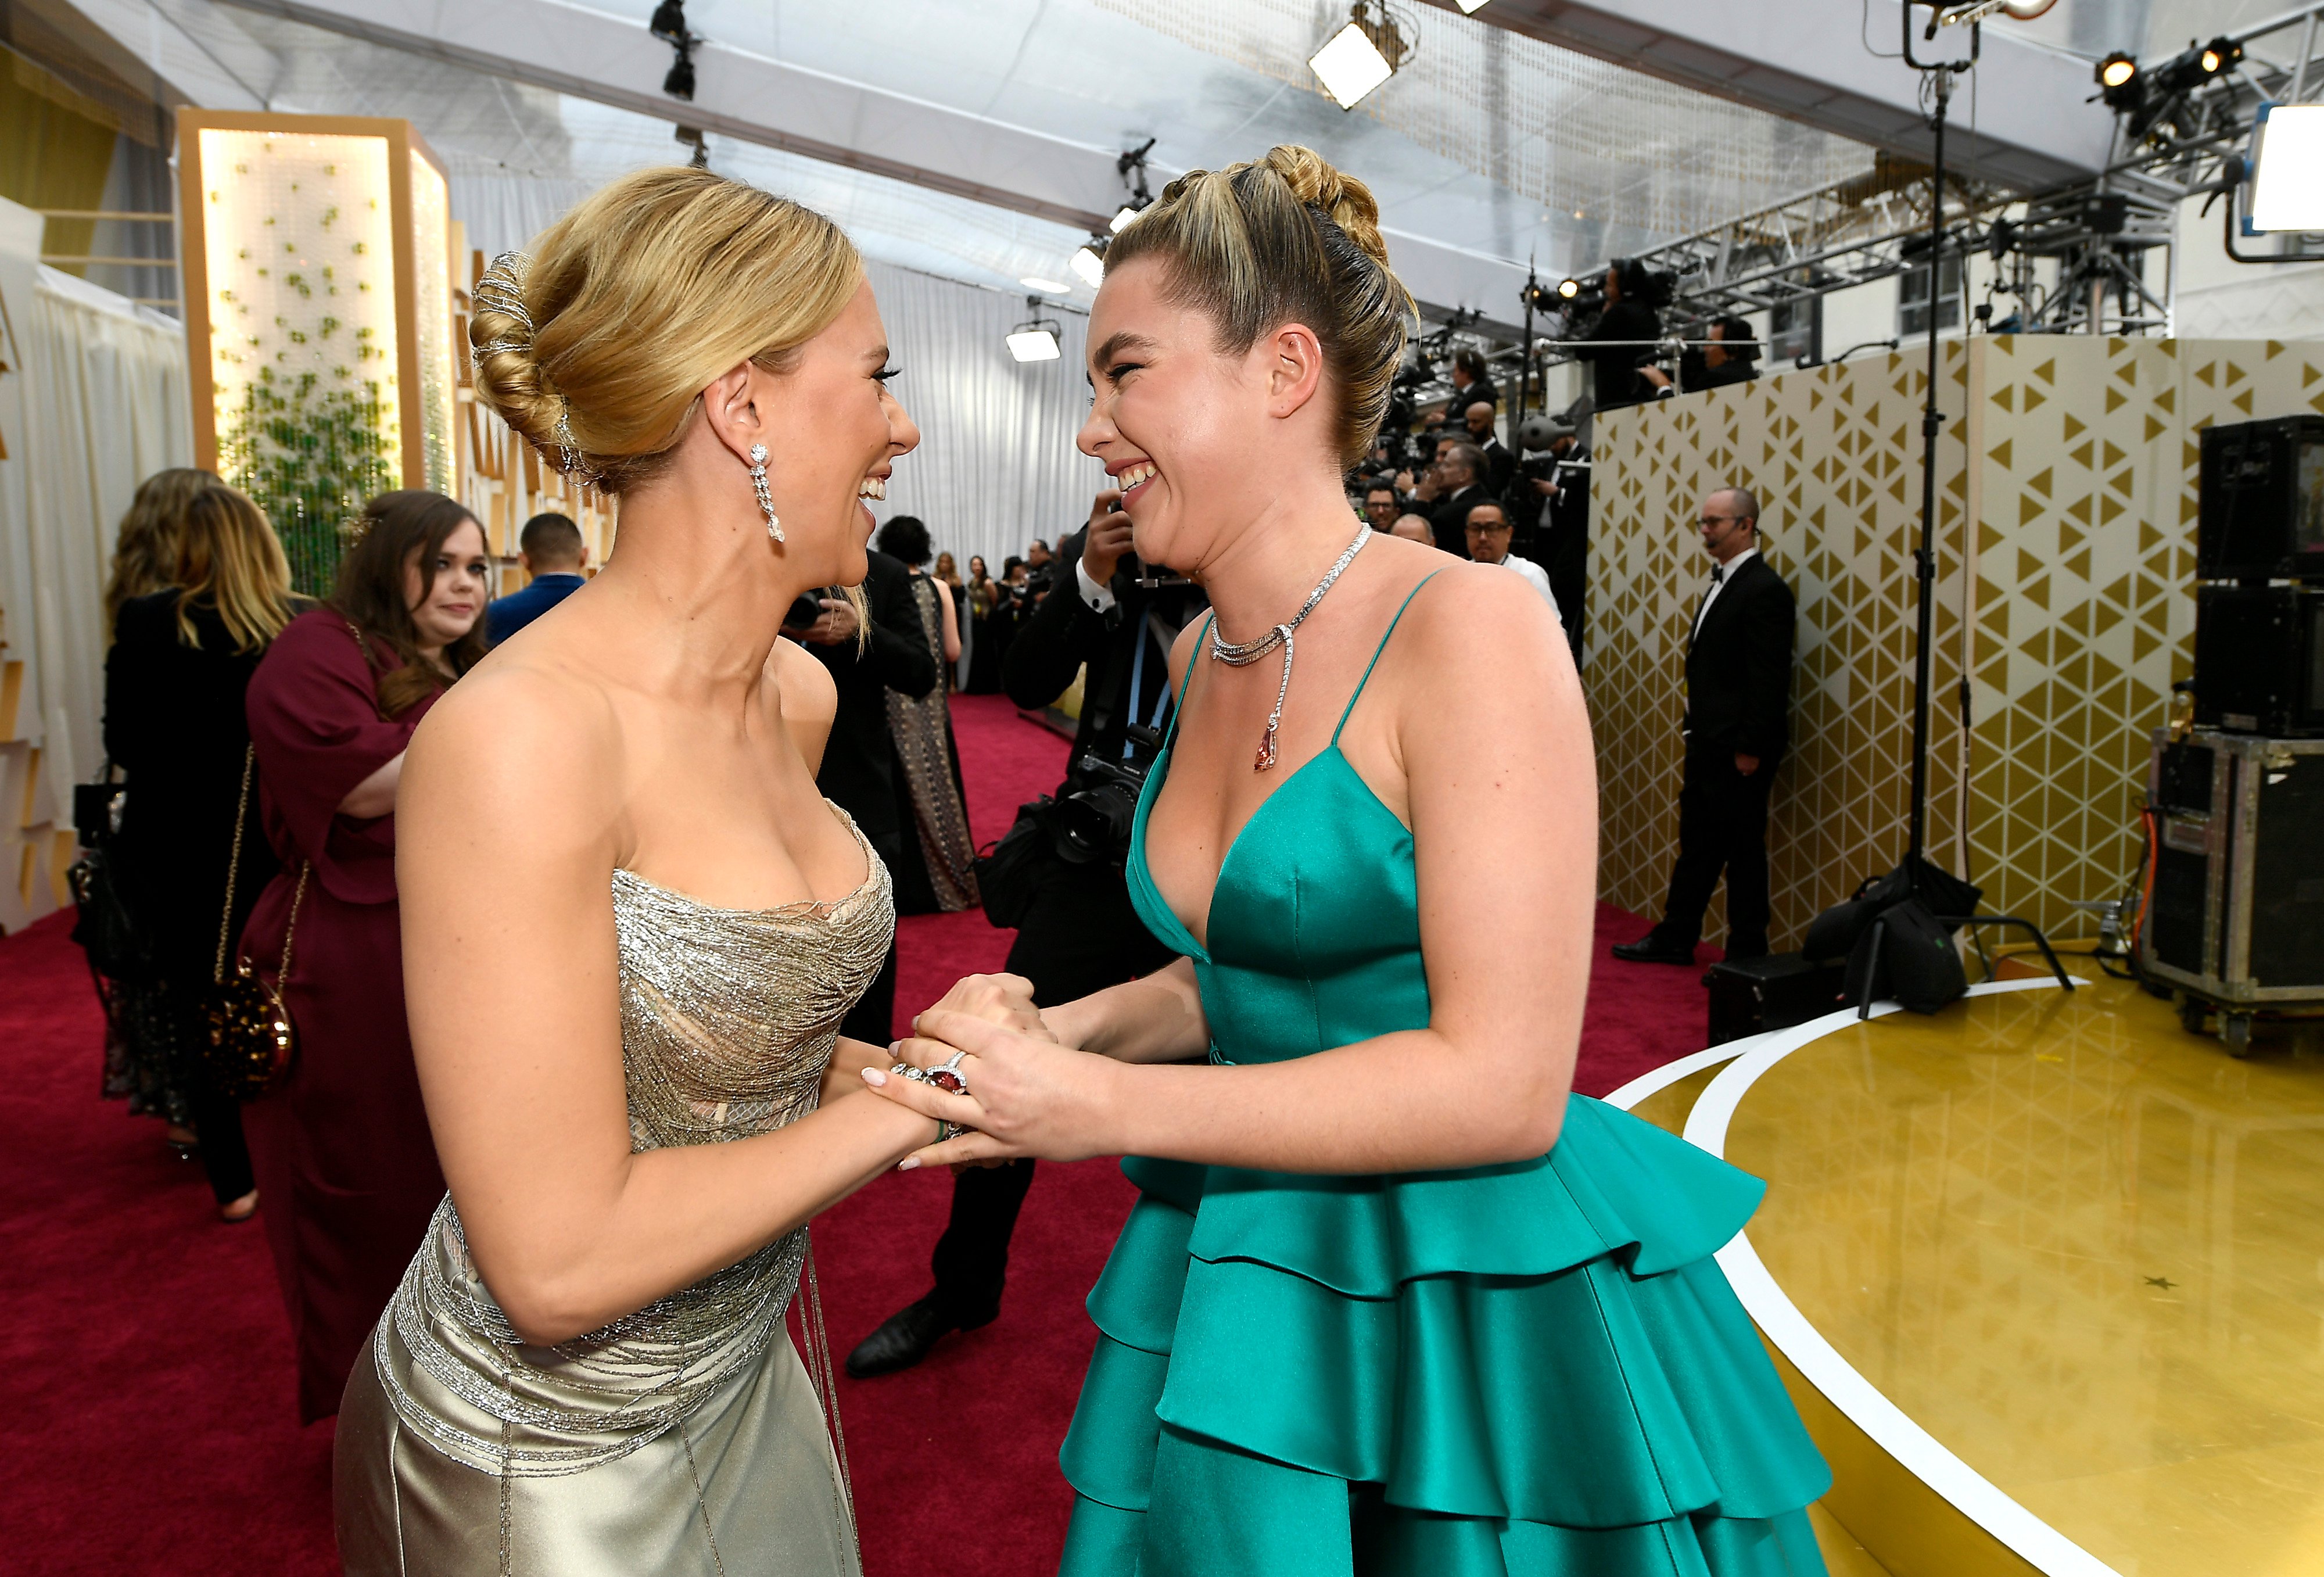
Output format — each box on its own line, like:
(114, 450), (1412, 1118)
(748, 443), (781, 542)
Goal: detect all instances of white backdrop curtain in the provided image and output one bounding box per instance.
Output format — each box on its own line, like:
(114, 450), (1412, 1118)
(861, 260), (1103, 576)
(0, 196), (194, 894)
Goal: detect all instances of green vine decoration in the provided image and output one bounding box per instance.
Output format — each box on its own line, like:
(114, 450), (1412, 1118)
(218, 364), (395, 596)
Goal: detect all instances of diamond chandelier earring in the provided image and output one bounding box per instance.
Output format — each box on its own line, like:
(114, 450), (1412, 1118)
(748, 443), (782, 542)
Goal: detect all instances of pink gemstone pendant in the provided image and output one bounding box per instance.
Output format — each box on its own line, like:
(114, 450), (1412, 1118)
(1254, 725), (1279, 772)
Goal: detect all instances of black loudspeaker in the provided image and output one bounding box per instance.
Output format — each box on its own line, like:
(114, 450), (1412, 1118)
(2198, 416), (2324, 583)
(2193, 584), (2324, 736)
(2203, 421), (2324, 586)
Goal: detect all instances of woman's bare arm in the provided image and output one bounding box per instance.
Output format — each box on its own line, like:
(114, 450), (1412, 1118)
(339, 751), (404, 818)
(1039, 958), (1208, 1063)
(399, 665), (934, 1346)
(934, 578), (962, 664)
(875, 567), (1593, 1174)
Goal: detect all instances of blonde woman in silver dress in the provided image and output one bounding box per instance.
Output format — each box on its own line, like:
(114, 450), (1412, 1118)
(332, 169), (998, 1575)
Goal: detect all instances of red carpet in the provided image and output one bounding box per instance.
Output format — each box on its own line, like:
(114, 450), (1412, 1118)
(0, 692), (1712, 1575)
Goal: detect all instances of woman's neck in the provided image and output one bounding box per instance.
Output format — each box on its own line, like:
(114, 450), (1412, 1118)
(590, 469), (811, 700)
(1196, 469), (1369, 648)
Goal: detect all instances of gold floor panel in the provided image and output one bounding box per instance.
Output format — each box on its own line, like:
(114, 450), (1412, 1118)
(1723, 971), (2324, 1576)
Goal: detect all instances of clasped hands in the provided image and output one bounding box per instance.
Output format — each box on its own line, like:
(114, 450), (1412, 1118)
(861, 973), (1117, 1171)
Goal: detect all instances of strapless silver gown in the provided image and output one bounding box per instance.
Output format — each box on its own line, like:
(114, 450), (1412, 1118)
(335, 807), (892, 1576)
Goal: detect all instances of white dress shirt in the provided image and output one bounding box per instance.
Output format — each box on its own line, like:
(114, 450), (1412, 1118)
(1691, 546), (1756, 641)
(1076, 555), (1115, 614)
(1479, 551), (1561, 623)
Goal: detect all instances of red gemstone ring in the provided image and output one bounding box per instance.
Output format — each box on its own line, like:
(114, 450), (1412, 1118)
(927, 1051), (971, 1095)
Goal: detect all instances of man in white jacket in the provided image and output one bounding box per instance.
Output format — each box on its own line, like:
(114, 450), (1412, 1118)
(1464, 501), (1561, 623)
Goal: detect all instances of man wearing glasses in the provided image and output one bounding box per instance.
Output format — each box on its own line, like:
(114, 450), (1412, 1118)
(1612, 486), (1796, 969)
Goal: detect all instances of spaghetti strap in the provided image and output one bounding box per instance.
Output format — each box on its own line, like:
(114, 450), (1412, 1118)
(1161, 614), (1216, 753)
(1333, 572), (1441, 743)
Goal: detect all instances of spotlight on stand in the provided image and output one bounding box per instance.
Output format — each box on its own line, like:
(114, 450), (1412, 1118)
(2246, 103), (2324, 234)
(1006, 298), (1063, 363)
(1310, 1), (1412, 111)
(1556, 277), (1581, 300)
(1068, 235), (1109, 288)
(650, 0), (698, 101)
(2156, 34), (2242, 94)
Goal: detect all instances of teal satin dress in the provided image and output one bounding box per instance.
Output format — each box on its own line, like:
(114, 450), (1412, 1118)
(1057, 576), (1832, 1576)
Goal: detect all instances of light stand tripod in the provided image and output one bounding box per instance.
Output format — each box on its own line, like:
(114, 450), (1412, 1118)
(1883, 2), (2074, 989)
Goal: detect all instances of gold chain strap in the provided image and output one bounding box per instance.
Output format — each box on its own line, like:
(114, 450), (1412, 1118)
(213, 743), (256, 985)
(275, 862), (310, 1000)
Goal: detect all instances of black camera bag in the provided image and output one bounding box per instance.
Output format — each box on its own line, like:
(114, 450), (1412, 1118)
(974, 797), (1057, 930)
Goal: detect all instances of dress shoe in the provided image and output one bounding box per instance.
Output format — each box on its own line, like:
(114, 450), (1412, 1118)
(844, 1292), (993, 1378)
(1611, 936), (1697, 965)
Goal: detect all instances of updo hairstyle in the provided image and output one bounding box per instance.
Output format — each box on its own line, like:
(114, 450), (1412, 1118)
(1101, 145), (1413, 469)
(470, 168), (862, 494)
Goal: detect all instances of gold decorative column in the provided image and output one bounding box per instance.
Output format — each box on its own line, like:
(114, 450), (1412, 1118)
(177, 110), (456, 592)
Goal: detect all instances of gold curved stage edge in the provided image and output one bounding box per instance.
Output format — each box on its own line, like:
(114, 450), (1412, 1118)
(1609, 968), (2324, 1577)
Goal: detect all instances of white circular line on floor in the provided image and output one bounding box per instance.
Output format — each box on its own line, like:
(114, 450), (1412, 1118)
(1674, 980), (2120, 1577)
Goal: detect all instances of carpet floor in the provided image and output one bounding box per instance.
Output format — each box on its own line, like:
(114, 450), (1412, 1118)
(0, 691), (1717, 1575)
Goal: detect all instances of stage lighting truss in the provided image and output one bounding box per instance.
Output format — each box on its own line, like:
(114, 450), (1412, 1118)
(1006, 299), (1064, 363)
(1550, 5), (2324, 343)
(1310, 1), (1414, 112)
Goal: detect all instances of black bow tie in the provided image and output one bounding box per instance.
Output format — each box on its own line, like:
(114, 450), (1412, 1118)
(1710, 565), (1726, 586)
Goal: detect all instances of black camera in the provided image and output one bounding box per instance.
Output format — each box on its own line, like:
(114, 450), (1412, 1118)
(1055, 751), (1150, 863)
(782, 590), (826, 631)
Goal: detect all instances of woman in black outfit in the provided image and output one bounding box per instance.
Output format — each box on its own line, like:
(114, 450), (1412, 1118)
(103, 482), (300, 1221)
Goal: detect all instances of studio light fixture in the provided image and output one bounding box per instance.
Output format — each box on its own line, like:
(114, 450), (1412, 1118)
(2247, 103), (2324, 233)
(1110, 138), (1156, 234)
(1068, 235), (1108, 288)
(1454, 0), (1491, 13)
(1556, 277), (1581, 299)
(1020, 276), (1072, 293)
(1007, 298), (1063, 363)
(650, 0), (698, 101)
(2095, 51), (2141, 109)
(1310, 2), (1412, 112)
(1109, 198), (1150, 234)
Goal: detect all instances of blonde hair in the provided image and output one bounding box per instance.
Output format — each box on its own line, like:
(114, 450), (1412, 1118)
(471, 167), (863, 494)
(174, 484), (297, 654)
(105, 467), (220, 631)
(1103, 145), (1413, 469)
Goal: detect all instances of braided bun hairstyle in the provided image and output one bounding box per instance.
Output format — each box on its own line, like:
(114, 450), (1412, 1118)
(469, 167), (861, 494)
(1102, 145), (1412, 468)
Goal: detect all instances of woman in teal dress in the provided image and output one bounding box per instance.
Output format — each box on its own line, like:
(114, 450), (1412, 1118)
(867, 145), (1830, 1576)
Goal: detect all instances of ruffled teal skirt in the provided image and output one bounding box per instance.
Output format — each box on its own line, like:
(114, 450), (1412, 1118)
(1057, 1095), (1832, 1576)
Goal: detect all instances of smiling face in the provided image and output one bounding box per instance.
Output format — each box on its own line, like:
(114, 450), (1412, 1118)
(403, 516), (490, 654)
(748, 278), (919, 590)
(1078, 257), (1344, 575)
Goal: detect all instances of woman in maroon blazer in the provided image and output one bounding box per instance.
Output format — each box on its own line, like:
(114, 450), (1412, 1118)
(241, 490), (489, 1422)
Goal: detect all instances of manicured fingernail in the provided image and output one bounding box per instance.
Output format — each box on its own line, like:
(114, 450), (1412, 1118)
(862, 1067), (887, 1086)
(898, 1156), (921, 1171)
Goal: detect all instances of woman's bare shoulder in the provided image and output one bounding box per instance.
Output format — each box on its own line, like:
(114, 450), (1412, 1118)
(406, 649), (628, 830)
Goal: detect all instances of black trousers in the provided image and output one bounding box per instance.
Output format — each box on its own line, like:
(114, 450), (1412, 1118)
(928, 852), (1178, 1321)
(1655, 738), (1778, 957)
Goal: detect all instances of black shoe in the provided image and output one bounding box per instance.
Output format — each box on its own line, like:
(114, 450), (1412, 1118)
(1611, 935), (1697, 965)
(844, 1292), (994, 1378)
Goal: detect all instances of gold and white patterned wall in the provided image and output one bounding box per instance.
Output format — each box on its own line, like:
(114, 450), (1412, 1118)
(1590, 345), (1972, 951)
(1590, 336), (2324, 950)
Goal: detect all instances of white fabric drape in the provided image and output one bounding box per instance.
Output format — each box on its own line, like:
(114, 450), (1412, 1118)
(862, 260), (1103, 576)
(0, 195), (194, 904)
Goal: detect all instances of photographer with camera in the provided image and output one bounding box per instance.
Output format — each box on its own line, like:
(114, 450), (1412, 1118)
(1523, 414), (1591, 657)
(843, 486), (1200, 1378)
(1572, 259), (1664, 411)
(1644, 314), (1760, 397)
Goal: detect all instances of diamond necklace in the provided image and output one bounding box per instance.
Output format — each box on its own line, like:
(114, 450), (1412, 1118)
(1208, 518), (1373, 772)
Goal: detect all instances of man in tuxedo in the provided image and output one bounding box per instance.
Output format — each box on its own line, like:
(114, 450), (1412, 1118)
(1428, 442), (1494, 559)
(1612, 486), (1795, 966)
(790, 549), (937, 1042)
(1463, 400), (1516, 498)
(845, 486), (1199, 1378)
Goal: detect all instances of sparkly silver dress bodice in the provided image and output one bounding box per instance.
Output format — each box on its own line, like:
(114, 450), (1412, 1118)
(364, 805), (895, 1486)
